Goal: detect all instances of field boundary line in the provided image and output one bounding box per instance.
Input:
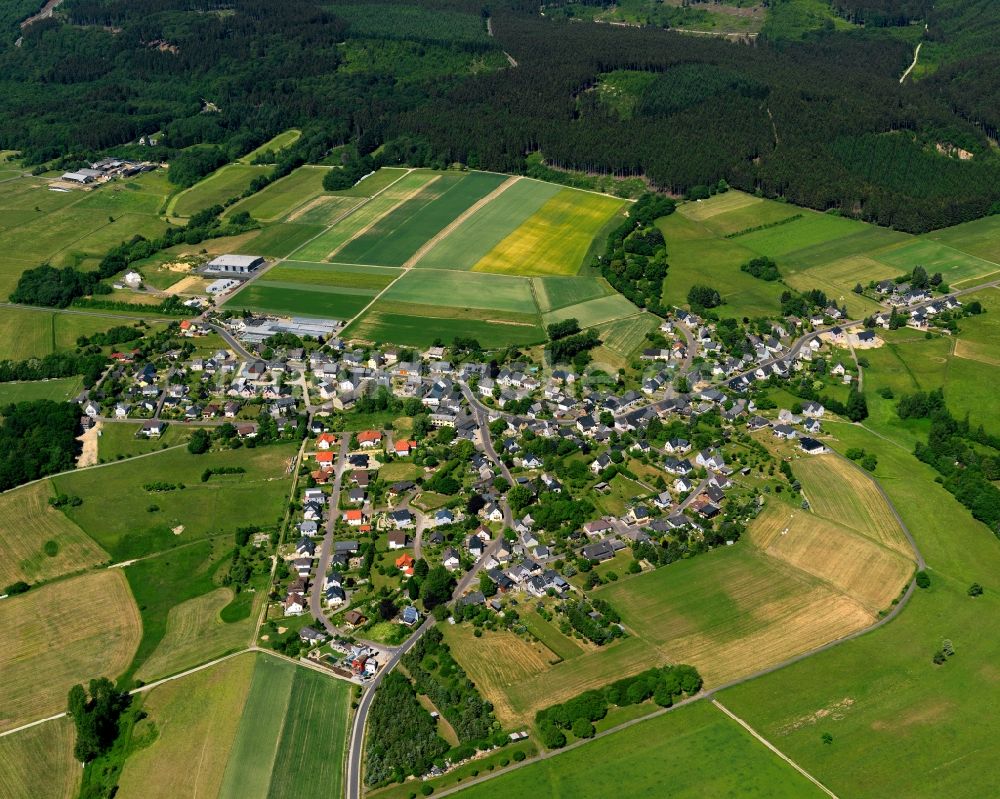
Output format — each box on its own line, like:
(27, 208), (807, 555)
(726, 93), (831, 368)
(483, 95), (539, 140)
(401, 175), (521, 269)
(711, 699), (840, 798)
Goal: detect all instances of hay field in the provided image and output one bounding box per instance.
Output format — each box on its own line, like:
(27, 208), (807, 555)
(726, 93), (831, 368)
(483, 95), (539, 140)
(116, 653), (256, 799)
(0, 718), (79, 799)
(238, 129), (301, 164)
(794, 454), (912, 556)
(926, 213), (1000, 265)
(784, 254), (895, 317)
(592, 312), (658, 364)
(0, 377), (84, 405)
(677, 190), (762, 221)
(542, 293), (640, 329)
(169, 164), (271, 218)
(0, 570), (141, 733)
(472, 188), (625, 276)
(531, 275), (610, 313)
(49, 212), (171, 269)
(873, 238), (999, 286)
(378, 270), (536, 314)
(224, 165), (332, 222)
(136, 587), (259, 682)
(331, 166), (408, 198)
(415, 178), (559, 271)
(734, 211), (868, 259)
(0, 481), (108, 587)
(750, 502), (912, 612)
(697, 198), (803, 237)
(950, 287), (1000, 364)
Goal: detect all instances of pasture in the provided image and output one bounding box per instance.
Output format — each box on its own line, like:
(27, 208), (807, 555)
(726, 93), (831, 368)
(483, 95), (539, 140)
(414, 178), (559, 271)
(52, 442), (296, 560)
(719, 421), (1000, 799)
(872, 238), (999, 287)
(452, 700), (826, 799)
(0, 377), (83, 404)
(0, 570), (141, 733)
(472, 188), (626, 276)
(218, 654), (352, 799)
(0, 481), (108, 587)
(531, 276), (610, 313)
(224, 165), (333, 222)
(238, 129), (301, 164)
(136, 586), (260, 682)
(169, 164), (271, 218)
(116, 653), (256, 799)
(0, 718), (79, 799)
(378, 270), (535, 314)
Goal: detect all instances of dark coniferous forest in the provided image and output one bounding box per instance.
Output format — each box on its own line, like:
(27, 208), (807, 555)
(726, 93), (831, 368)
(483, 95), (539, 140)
(2, 0), (1000, 232)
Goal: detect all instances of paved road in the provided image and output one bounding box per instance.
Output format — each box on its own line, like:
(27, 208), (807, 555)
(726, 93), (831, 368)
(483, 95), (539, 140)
(310, 436), (351, 634)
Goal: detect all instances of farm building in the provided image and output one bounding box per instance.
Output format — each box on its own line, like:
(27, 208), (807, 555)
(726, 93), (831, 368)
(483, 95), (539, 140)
(204, 253), (265, 274)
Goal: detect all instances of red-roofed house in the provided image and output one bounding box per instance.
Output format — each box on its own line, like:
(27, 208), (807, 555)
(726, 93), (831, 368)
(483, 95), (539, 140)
(316, 432), (338, 450)
(358, 430), (383, 448)
(394, 439), (416, 457)
(316, 451), (335, 467)
(345, 509), (365, 527)
(395, 553), (414, 575)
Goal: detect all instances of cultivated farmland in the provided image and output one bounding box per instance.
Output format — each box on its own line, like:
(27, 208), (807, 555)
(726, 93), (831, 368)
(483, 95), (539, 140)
(531, 275), (611, 313)
(226, 282), (375, 319)
(238, 130), (301, 164)
(224, 165), (333, 222)
(0, 717), (79, 799)
(0, 570), (141, 733)
(378, 269), (536, 314)
(116, 652), (256, 799)
(169, 164), (271, 219)
(0, 481), (109, 587)
(542, 293), (640, 329)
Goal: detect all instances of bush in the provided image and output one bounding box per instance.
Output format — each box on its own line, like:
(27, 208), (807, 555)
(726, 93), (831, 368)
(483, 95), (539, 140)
(571, 717), (595, 739)
(915, 570), (930, 589)
(4, 581), (30, 595)
(512, 750), (527, 762)
(968, 583), (984, 597)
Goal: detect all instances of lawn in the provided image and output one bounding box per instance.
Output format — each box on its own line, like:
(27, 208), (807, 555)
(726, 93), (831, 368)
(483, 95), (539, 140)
(116, 652), (256, 799)
(0, 717), (79, 799)
(451, 700), (827, 799)
(378, 270), (537, 314)
(345, 301), (545, 348)
(225, 282), (376, 319)
(541, 293), (640, 329)
(415, 178), (559, 272)
(0, 570), (142, 733)
(531, 275), (611, 313)
(719, 421), (1000, 799)
(96, 421), (189, 461)
(0, 377), (82, 404)
(169, 164), (271, 218)
(224, 165), (333, 222)
(872, 238), (999, 287)
(52, 442), (297, 560)
(0, 480), (108, 587)
(472, 187), (626, 276)
(238, 129), (302, 164)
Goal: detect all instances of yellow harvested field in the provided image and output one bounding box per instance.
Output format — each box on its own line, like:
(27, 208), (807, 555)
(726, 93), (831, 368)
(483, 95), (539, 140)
(0, 718), (79, 799)
(794, 454), (912, 556)
(136, 588), (258, 682)
(472, 189), (625, 276)
(441, 625), (554, 726)
(117, 653), (256, 799)
(0, 570), (142, 732)
(0, 481), (109, 587)
(677, 190), (761, 221)
(750, 501), (912, 613)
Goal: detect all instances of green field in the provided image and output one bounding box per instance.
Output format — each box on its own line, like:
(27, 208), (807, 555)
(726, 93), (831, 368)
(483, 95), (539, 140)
(926, 213), (1000, 265)
(219, 655), (351, 799)
(452, 700), (826, 799)
(522, 611), (585, 661)
(0, 377), (82, 404)
(265, 260), (400, 290)
(291, 195), (365, 226)
(226, 282), (376, 319)
(345, 301), (545, 347)
(378, 269), (536, 314)
(331, 166), (407, 198)
(733, 211), (869, 259)
(52, 442), (297, 560)
(872, 238), (1000, 286)
(720, 421), (1000, 799)
(338, 172), (505, 266)
(472, 187), (626, 276)
(245, 223), (326, 258)
(531, 275), (611, 313)
(953, 287), (1000, 364)
(239, 130), (302, 164)
(783, 253), (897, 317)
(415, 178), (560, 271)
(96, 421), (189, 461)
(0, 717), (79, 799)
(593, 312), (658, 361)
(169, 164), (271, 218)
(224, 166), (333, 222)
(778, 226), (911, 271)
(542, 293), (640, 329)
(681, 193), (802, 237)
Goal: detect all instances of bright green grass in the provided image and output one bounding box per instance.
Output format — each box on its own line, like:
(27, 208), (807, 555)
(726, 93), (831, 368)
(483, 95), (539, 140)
(697, 198), (803, 238)
(953, 287), (1000, 363)
(330, 166), (408, 198)
(0, 377), (83, 404)
(926, 213), (1000, 265)
(453, 700), (826, 798)
(224, 283), (375, 319)
(593, 472), (648, 516)
(291, 195), (364, 226)
(120, 536), (233, 685)
(52, 442), (296, 561)
(522, 611), (584, 661)
(734, 211), (869, 258)
(170, 164), (271, 218)
(238, 130), (301, 164)
(415, 178), (560, 271)
(873, 238), (1000, 286)
(658, 216), (784, 318)
(779, 226), (911, 271)
(266, 260), (400, 291)
(344, 302), (544, 348)
(218, 654), (296, 799)
(378, 269), (536, 314)
(472, 187), (626, 276)
(97, 422), (189, 461)
(337, 172), (486, 266)
(265, 666), (351, 799)
(224, 166), (332, 222)
(531, 276), (611, 313)
(720, 421), (1000, 799)
(245, 223), (326, 258)
(542, 293), (641, 329)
